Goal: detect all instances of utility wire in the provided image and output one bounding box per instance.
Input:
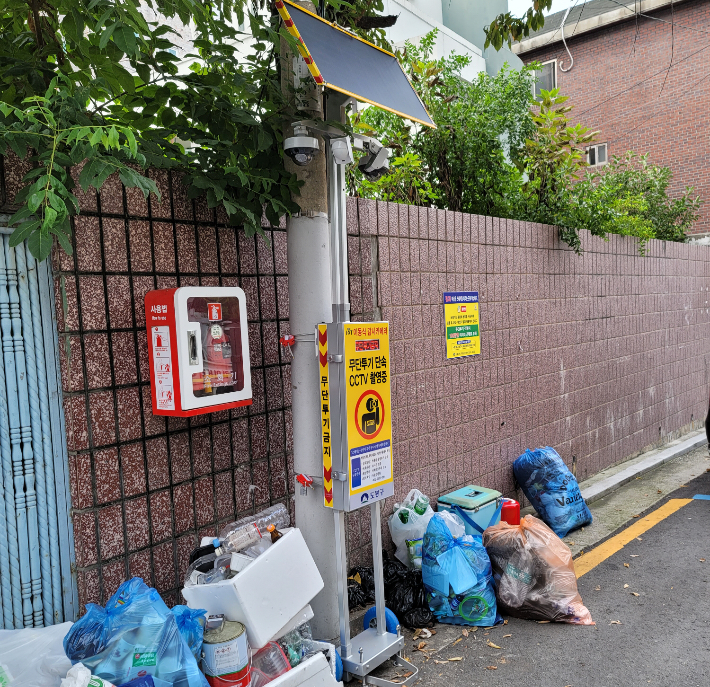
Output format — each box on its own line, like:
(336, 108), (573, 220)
(606, 69), (710, 145)
(577, 41), (710, 118)
(659, 0), (675, 94)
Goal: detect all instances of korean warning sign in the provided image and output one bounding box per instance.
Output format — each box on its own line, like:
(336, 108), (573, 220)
(344, 323), (393, 510)
(443, 291), (480, 359)
(318, 324), (333, 508)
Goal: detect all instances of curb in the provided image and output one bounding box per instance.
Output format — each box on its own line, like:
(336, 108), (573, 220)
(580, 430), (708, 505)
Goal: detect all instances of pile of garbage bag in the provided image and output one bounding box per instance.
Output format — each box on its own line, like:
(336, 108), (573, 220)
(483, 515), (594, 624)
(63, 577), (208, 687)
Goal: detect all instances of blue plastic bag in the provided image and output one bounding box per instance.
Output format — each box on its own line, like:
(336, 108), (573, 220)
(171, 606), (206, 661)
(422, 514), (501, 626)
(64, 578), (208, 687)
(513, 447), (592, 538)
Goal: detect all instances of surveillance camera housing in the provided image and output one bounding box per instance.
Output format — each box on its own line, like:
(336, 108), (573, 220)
(284, 135), (320, 166)
(331, 137), (354, 166)
(358, 141), (390, 181)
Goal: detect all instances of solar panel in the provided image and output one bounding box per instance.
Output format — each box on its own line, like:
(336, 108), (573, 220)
(276, 0), (435, 128)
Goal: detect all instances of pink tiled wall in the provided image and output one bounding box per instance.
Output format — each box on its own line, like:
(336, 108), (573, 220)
(47, 167), (294, 610)
(345, 199), (710, 565)
(3, 155), (709, 609)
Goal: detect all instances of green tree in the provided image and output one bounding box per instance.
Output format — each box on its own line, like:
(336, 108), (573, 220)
(350, 29), (538, 217)
(512, 87), (597, 252)
(484, 0), (553, 51)
(0, 0), (317, 259)
(571, 152), (700, 250)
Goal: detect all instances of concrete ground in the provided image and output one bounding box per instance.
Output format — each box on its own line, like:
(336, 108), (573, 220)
(358, 441), (710, 686)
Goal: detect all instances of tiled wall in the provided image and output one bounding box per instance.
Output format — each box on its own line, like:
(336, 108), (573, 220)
(3, 155), (709, 609)
(46, 166), (294, 610)
(345, 199), (710, 565)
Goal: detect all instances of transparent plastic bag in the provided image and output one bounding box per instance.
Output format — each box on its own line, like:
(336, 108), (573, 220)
(422, 514), (500, 627)
(63, 577), (209, 687)
(388, 490), (434, 568)
(483, 515), (594, 625)
(172, 606), (207, 660)
(513, 447), (592, 537)
(276, 622), (312, 667)
(0, 621), (73, 687)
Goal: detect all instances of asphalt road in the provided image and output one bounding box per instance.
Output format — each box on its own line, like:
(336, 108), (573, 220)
(369, 470), (710, 687)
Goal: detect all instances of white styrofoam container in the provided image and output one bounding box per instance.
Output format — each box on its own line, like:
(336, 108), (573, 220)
(268, 652), (342, 687)
(182, 528), (324, 649)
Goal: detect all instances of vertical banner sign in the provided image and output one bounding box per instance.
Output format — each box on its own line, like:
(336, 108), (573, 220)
(443, 291), (480, 359)
(343, 323), (394, 510)
(318, 325), (333, 507)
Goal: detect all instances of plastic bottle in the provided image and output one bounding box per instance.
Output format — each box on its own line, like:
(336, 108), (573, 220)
(413, 494), (430, 515)
(218, 504), (290, 548)
(217, 523), (262, 554)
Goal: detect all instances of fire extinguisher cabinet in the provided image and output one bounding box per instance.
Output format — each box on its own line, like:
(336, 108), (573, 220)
(145, 286), (252, 416)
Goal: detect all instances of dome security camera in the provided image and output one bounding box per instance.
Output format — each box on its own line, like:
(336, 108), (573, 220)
(284, 125), (320, 166)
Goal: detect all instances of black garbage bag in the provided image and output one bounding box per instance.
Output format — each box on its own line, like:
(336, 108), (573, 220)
(349, 553), (434, 628)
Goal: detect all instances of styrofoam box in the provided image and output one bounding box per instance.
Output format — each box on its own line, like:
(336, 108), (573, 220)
(182, 528), (324, 649)
(268, 652), (343, 687)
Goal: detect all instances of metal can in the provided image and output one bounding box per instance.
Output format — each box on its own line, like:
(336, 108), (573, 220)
(202, 620), (251, 687)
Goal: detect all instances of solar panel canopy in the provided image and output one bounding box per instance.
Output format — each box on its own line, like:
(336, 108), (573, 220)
(283, 0), (435, 128)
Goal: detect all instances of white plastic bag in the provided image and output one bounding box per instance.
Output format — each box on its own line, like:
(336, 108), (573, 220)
(61, 663), (115, 687)
(0, 621), (73, 687)
(388, 489), (434, 568)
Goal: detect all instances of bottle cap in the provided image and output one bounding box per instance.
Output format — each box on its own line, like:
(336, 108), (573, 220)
(267, 524), (275, 532)
(213, 538), (220, 548)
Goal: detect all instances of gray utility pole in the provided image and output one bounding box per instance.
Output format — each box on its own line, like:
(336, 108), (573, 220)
(282, 2), (339, 641)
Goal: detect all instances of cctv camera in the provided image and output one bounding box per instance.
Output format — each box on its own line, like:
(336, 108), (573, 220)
(284, 134), (320, 166)
(358, 140), (390, 181)
(331, 137), (354, 166)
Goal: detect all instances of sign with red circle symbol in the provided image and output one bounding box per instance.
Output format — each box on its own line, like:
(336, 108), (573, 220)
(354, 389), (385, 440)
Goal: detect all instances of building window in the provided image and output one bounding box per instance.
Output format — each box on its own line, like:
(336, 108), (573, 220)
(587, 143), (608, 167)
(534, 60), (557, 99)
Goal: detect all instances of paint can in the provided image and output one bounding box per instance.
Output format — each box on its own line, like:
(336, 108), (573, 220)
(202, 620), (251, 687)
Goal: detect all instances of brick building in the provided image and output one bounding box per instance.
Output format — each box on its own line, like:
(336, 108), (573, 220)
(514, 0), (710, 235)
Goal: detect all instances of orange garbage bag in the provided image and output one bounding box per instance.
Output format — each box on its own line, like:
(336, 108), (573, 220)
(482, 515), (594, 625)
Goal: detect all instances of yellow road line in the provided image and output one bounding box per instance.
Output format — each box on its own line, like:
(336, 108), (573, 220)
(574, 498), (693, 578)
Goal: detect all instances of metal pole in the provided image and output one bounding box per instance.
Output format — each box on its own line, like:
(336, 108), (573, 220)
(370, 501), (386, 635)
(288, 214), (340, 640)
(334, 508), (351, 658)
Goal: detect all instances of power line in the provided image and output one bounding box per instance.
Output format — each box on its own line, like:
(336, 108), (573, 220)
(577, 40), (710, 118)
(606, 67), (710, 145)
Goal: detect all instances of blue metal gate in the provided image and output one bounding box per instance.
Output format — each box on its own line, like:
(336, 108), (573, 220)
(0, 221), (76, 628)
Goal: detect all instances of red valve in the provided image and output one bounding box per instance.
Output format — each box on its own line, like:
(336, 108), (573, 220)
(296, 473), (314, 488)
(279, 334), (295, 359)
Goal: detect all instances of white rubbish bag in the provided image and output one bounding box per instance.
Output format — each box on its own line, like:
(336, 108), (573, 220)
(388, 489), (435, 568)
(0, 621), (73, 687)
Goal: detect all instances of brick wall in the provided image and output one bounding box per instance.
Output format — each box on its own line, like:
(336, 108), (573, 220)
(36, 165), (295, 610)
(345, 199), (710, 565)
(519, 0), (710, 234)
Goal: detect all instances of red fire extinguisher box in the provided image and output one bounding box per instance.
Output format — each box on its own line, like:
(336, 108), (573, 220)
(145, 287), (252, 416)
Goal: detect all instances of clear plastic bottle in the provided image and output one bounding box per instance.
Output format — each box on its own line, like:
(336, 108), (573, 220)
(184, 551), (232, 587)
(218, 504), (290, 547)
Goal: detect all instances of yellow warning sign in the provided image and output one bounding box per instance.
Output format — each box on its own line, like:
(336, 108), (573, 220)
(343, 323), (393, 510)
(444, 291), (480, 359)
(318, 324), (333, 508)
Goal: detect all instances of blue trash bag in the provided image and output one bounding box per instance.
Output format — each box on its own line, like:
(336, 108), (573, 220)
(513, 446), (593, 538)
(171, 606), (206, 661)
(64, 577), (209, 687)
(421, 514), (501, 627)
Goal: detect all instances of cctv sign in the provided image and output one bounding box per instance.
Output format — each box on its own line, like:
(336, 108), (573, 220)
(343, 323), (393, 510)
